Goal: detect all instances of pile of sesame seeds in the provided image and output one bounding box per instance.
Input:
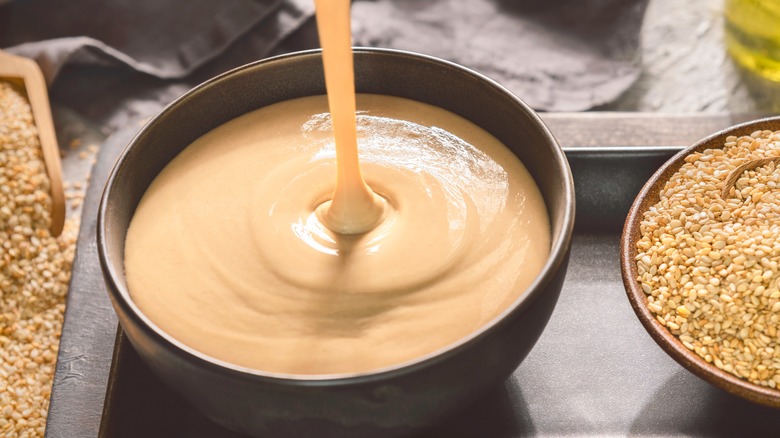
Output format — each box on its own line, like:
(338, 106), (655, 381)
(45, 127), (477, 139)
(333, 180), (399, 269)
(637, 129), (780, 390)
(0, 81), (79, 436)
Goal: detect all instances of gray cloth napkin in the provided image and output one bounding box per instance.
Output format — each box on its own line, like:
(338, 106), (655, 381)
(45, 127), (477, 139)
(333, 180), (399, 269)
(0, 0), (315, 130)
(1, 0), (312, 83)
(1, 0), (648, 131)
(352, 0), (649, 112)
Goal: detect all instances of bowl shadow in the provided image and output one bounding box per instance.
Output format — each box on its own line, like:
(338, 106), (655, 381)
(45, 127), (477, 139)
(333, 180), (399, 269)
(629, 369), (780, 437)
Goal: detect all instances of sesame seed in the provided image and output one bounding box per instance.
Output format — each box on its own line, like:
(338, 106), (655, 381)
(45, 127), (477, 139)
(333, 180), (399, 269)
(0, 81), (79, 435)
(637, 128), (780, 390)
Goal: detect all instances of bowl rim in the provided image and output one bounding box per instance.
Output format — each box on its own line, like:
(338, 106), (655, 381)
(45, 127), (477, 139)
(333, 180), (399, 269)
(97, 47), (576, 384)
(621, 115), (780, 408)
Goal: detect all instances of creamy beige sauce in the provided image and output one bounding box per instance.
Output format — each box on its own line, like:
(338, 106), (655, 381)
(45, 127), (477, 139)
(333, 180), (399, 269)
(125, 94), (550, 374)
(125, 0), (549, 375)
(314, 0), (384, 234)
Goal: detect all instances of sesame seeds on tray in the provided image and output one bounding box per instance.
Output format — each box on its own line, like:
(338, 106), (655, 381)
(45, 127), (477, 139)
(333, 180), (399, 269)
(0, 81), (78, 436)
(637, 129), (780, 390)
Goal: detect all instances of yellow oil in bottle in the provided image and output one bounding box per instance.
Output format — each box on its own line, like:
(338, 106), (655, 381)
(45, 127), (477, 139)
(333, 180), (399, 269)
(724, 0), (780, 81)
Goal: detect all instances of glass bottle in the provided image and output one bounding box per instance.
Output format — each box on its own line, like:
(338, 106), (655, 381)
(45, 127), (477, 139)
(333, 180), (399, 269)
(724, 0), (780, 81)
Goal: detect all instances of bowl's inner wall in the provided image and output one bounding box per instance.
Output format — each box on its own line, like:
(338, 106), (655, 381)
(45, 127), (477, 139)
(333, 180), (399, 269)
(106, 50), (567, 292)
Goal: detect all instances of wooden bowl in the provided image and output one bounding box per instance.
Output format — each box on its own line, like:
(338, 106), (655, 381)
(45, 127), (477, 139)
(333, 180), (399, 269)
(621, 115), (780, 409)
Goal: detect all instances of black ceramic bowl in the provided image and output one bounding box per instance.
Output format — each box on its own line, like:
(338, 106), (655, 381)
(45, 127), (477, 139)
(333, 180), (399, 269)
(98, 48), (575, 437)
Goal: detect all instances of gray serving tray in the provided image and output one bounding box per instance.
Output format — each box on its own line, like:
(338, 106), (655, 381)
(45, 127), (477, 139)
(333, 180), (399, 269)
(45, 118), (780, 438)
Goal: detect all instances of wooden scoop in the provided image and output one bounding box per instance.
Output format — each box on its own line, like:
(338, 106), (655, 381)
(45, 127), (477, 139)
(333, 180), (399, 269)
(721, 156), (780, 198)
(0, 50), (65, 237)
